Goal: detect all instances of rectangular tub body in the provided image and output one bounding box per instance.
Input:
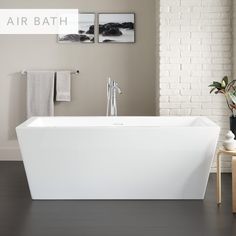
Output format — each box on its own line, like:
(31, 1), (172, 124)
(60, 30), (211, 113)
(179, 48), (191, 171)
(16, 116), (220, 200)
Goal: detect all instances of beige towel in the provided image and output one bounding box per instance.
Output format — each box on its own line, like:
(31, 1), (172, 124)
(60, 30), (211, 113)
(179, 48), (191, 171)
(27, 71), (55, 118)
(56, 71), (71, 102)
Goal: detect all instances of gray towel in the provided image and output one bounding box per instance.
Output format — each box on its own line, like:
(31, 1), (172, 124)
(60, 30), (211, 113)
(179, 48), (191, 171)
(56, 71), (71, 102)
(27, 71), (55, 118)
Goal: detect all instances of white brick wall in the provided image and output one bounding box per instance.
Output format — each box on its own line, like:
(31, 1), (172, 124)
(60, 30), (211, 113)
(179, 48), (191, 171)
(158, 0), (233, 172)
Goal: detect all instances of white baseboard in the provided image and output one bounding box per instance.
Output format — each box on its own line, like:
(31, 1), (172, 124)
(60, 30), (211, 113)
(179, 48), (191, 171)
(0, 147), (22, 161)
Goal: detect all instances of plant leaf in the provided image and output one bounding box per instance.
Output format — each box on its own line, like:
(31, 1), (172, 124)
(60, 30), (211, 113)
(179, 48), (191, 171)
(213, 81), (222, 86)
(211, 81), (222, 89)
(222, 76), (228, 86)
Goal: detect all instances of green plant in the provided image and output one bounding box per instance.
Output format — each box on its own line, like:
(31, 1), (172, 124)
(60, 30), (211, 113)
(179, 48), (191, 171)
(209, 76), (236, 116)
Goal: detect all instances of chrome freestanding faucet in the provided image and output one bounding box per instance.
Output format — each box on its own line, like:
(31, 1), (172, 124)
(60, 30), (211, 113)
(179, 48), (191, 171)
(106, 78), (122, 116)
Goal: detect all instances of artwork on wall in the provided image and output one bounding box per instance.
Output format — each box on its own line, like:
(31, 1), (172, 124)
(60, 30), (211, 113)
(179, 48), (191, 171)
(98, 13), (135, 43)
(58, 13), (95, 43)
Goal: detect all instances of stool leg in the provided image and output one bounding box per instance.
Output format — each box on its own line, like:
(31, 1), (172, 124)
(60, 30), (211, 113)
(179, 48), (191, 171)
(217, 152), (221, 204)
(232, 156), (236, 213)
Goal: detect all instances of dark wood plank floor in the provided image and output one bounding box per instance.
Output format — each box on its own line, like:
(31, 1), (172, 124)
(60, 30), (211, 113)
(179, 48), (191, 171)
(0, 162), (236, 236)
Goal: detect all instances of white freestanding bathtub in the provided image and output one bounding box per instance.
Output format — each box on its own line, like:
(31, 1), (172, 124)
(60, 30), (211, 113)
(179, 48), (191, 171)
(16, 116), (220, 200)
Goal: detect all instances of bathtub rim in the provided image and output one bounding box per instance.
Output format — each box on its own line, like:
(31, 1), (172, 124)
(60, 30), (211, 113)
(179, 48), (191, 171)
(16, 116), (220, 130)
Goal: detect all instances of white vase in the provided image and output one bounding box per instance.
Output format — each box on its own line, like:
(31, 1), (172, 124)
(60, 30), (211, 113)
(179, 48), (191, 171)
(223, 131), (236, 151)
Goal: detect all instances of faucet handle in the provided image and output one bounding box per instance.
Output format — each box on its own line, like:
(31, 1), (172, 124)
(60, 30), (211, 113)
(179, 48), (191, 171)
(114, 81), (122, 94)
(116, 85), (122, 94)
(107, 78), (122, 94)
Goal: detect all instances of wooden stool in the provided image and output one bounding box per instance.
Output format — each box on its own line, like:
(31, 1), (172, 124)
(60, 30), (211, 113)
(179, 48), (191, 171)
(216, 147), (236, 213)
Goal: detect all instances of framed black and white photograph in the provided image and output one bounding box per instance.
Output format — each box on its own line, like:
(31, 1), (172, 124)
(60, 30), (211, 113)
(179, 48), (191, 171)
(98, 13), (135, 43)
(58, 13), (95, 43)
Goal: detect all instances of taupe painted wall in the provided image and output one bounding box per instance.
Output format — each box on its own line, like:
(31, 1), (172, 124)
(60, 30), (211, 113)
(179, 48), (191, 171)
(0, 0), (156, 160)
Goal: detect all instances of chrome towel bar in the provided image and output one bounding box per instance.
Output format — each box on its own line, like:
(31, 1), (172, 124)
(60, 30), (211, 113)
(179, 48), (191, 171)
(21, 70), (80, 75)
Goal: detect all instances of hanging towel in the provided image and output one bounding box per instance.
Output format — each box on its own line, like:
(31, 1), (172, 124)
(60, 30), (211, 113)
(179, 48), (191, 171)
(27, 71), (55, 118)
(56, 71), (71, 102)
